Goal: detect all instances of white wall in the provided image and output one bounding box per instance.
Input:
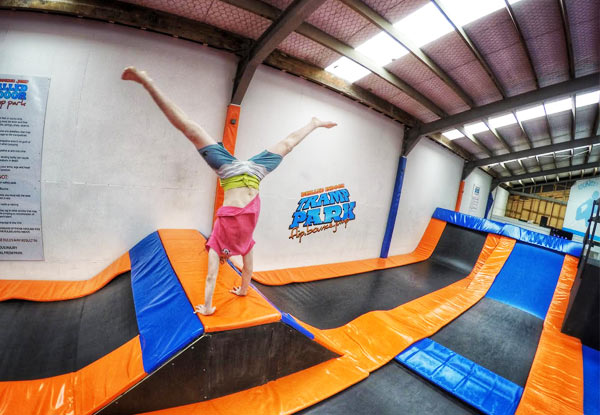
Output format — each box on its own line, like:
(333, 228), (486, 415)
(388, 138), (464, 255)
(0, 11), (410, 278)
(235, 66), (404, 270)
(489, 186), (509, 218)
(459, 168), (492, 218)
(1, 12), (235, 279)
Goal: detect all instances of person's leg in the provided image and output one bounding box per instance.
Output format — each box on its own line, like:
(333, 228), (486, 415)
(230, 247), (254, 296)
(122, 66), (217, 149)
(194, 248), (220, 315)
(267, 117), (337, 158)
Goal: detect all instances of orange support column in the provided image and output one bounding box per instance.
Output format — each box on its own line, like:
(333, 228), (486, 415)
(455, 180), (465, 212)
(213, 104), (241, 219)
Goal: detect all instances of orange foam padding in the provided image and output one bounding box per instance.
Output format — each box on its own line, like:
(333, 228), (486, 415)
(158, 229), (281, 332)
(252, 218), (447, 285)
(137, 354), (368, 415)
(516, 255), (584, 415)
(213, 104), (241, 220)
(77, 336), (146, 414)
(140, 234), (513, 415)
(305, 235), (515, 372)
(0, 253), (131, 302)
(0, 373), (75, 415)
(0, 337), (145, 415)
(455, 180), (465, 211)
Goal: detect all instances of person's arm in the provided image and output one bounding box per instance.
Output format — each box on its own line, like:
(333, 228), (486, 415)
(122, 66), (217, 149)
(268, 117), (337, 157)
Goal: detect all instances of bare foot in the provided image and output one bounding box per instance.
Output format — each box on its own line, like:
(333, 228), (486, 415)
(121, 66), (148, 83)
(230, 286), (248, 296)
(194, 304), (216, 315)
(312, 117), (337, 129)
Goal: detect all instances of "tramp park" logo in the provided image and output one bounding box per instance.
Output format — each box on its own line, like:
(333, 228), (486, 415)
(288, 184), (356, 243)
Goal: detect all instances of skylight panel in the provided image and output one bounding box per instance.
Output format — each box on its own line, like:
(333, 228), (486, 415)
(576, 90), (600, 108)
(355, 32), (409, 66)
(442, 129), (464, 140)
(516, 105), (546, 122)
(489, 113), (517, 128)
(325, 57), (370, 83)
(464, 122), (488, 134)
(393, 3), (454, 48)
(437, 0), (505, 26)
(544, 98), (572, 115)
(432, 0), (523, 27)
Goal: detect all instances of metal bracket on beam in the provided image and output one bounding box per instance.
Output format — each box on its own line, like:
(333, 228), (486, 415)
(462, 164), (476, 180)
(230, 0), (326, 104)
(402, 126), (422, 156)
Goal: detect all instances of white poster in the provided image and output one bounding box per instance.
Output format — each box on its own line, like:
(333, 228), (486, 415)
(563, 177), (600, 242)
(0, 74), (50, 260)
(468, 184), (481, 215)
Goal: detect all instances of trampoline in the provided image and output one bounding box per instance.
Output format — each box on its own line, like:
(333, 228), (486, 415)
(0, 209), (592, 415)
(254, 223), (487, 329)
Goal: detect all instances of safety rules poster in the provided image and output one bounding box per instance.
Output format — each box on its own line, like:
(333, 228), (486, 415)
(0, 74), (50, 260)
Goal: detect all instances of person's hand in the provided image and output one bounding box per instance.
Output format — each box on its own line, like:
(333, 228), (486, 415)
(312, 117), (337, 129)
(194, 304), (216, 315)
(121, 66), (150, 84)
(230, 286), (248, 296)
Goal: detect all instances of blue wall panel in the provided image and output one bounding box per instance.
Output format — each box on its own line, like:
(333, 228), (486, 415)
(130, 232), (204, 373)
(583, 345), (599, 415)
(484, 242), (565, 320)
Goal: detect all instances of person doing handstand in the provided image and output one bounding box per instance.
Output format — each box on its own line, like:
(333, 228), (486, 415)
(122, 67), (337, 315)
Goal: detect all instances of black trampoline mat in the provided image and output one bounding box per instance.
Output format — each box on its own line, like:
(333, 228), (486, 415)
(255, 224), (487, 329)
(299, 361), (479, 415)
(0, 272), (139, 381)
(431, 297), (543, 387)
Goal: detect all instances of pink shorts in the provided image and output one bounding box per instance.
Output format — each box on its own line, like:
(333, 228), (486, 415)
(206, 195), (261, 258)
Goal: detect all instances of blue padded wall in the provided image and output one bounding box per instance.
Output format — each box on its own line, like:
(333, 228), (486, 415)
(130, 232), (204, 373)
(583, 345), (599, 415)
(433, 208), (582, 257)
(484, 242), (564, 320)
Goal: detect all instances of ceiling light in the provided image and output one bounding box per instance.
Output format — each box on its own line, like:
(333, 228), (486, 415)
(442, 129), (464, 140)
(393, 3), (454, 48)
(516, 105), (546, 122)
(325, 57), (370, 83)
(544, 98), (572, 115)
(464, 122), (488, 134)
(576, 90), (600, 108)
(489, 113), (518, 128)
(355, 32), (409, 66)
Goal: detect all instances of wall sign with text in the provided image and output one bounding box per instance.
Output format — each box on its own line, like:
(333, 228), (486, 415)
(288, 184), (356, 243)
(563, 177), (600, 241)
(0, 74), (50, 260)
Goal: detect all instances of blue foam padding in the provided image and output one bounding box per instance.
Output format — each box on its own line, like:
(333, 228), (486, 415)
(130, 232), (204, 373)
(433, 208), (505, 234)
(484, 241), (564, 320)
(396, 338), (523, 415)
(583, 345), (600, 415)
(380, 156), (407, 258)
(433, 208), (582, 257)
(501, 224), (582, 257)
(281, 312), (315, 340)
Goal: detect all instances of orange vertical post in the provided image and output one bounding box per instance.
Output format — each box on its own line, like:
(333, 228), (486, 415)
(213, 104), (241, 220)
(455, 180), (465, 212)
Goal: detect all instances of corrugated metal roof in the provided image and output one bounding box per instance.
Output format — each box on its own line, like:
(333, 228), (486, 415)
(93, 0), (599, 182)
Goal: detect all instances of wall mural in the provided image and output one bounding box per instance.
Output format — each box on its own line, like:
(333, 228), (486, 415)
(288, 184), (356, 243)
